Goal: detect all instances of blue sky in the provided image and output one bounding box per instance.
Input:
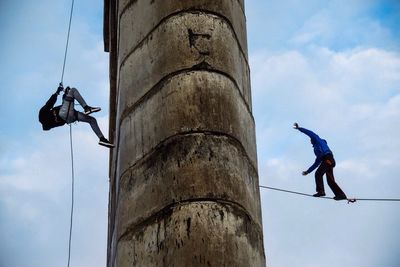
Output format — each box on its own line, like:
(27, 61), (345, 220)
(0, 0), (399, 267)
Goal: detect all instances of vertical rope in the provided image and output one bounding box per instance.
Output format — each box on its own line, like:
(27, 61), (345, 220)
(67, 124), (75, 267)
(60, 0), (76, 266)
(61, 0), (75, 84)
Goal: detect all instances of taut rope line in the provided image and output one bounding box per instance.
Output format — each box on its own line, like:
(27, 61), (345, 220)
(260, 185), (400, 203)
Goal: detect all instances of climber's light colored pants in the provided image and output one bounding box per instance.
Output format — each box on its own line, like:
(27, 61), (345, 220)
(59, 87), (103, 138)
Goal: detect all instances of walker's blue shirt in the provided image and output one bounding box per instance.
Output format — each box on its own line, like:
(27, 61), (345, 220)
(298, 127), (332, 173)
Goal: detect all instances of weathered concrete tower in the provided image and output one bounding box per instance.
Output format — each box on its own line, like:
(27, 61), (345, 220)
(104, 1), (265, 266)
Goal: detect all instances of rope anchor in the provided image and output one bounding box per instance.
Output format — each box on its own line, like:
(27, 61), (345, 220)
(347, 198), (356, 204)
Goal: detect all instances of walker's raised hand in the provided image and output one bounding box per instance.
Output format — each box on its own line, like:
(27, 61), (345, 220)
(293, 122), (299, 129)
(302, 171), (308, 176)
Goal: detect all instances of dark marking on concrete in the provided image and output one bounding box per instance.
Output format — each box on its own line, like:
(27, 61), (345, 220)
(186, 217), (192, 238)
(188, 28), (211, 56)
(219, 210), (224, 221)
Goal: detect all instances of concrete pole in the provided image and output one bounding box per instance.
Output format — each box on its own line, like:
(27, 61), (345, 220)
(104, 1), (266, 266)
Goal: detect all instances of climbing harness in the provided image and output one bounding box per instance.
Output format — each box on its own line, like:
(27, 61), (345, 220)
(61, 87), (75, 123)
(259, 185), (400, 204)
(59, 0), (76, 266)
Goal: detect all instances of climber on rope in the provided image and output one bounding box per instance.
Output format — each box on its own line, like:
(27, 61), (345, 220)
(293, 123), (347, 201)
(38, 84), (114, 148)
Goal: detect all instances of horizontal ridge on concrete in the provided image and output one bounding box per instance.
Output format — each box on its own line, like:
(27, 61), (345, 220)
(119, 0), (246, 18)
(119, 10), (249, 68)
(116, 133), (262, 241)
(117, 12), (252, 126)
(118, 199), (262, 243)
(117, 130), (258, 188)
(116, 71), (257, 176)
(118, 0), (248, 62)
(119, 68), (254, 128)
(116, 201), (265, 267)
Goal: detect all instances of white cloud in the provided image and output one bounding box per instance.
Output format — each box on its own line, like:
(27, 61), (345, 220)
(289, 0), (395, 50)
(251, 47), (400, 127)
(0, 116), (109, 267)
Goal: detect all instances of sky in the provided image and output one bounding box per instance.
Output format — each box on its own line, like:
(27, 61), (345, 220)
(0, 0), (399, 267)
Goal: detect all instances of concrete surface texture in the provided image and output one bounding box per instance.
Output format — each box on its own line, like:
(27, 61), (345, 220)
(104, 0), (266, 266)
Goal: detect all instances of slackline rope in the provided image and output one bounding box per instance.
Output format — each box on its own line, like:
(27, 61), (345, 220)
(59, 0), (76, 266)
(259, 185), (400, 203)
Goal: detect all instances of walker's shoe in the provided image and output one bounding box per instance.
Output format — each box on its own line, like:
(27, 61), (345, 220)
(84, 105), (101, 115)
(313, 192), (326, 197)
(99, 137), (114, 148)
(333, 195), (347, 201)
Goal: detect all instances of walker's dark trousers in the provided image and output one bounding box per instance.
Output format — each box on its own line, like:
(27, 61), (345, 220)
(315, 154), (346, 197)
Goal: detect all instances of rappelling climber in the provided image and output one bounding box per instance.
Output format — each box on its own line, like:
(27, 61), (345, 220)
(293, 122), (347, 200)
(38, 84), (114, 148)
